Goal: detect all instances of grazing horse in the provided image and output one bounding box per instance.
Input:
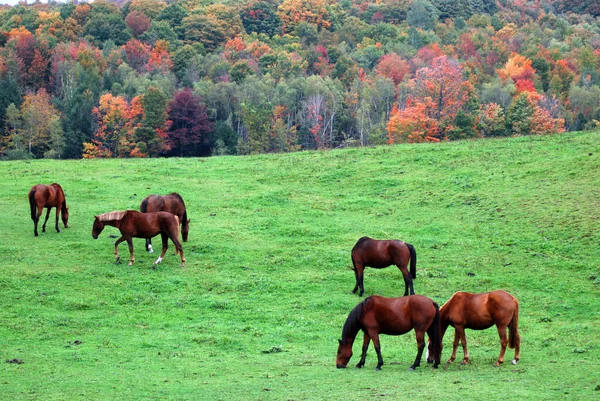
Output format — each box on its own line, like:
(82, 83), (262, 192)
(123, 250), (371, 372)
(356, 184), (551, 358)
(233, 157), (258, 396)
(336, 295), (441, 371)
(140, 193), (189, 253)
(351, 237), (417, 297)
(91, 210), (185, 267)
(28, 183), (69, 237)
(427, 290), (520, 367)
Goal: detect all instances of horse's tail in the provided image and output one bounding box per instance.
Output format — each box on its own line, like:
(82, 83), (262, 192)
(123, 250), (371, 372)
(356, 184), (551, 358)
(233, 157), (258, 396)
(140, 197), (149, 213)
(509, 298), (520, 349)
(430, 301), (442, 365)
(29, 189), (37, 220)
(407, 243), (416, 279)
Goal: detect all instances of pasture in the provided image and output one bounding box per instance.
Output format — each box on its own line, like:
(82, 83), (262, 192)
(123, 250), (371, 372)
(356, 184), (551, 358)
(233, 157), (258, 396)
(1, 132), (599, 400)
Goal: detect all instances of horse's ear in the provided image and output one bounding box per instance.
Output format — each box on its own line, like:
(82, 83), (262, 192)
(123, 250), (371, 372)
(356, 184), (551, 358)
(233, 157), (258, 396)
(338, 339), (342, 345)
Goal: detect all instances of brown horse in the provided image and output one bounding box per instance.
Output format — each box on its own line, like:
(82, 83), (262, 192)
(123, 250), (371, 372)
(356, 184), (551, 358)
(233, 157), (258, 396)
(91, 210), (185, 267)
(351, 237), (416, 297)
(427, 290), (520, 366)
(336, 295), (441, 371)
(140, 193), (189, 253)
(28, 183), (69, 237)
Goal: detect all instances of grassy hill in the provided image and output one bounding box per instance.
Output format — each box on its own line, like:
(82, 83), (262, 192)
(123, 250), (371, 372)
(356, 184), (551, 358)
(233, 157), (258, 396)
(1, 132), (599, 400)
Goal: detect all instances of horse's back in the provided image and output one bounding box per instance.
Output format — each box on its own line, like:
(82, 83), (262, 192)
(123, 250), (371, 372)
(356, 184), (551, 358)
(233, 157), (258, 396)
(352, 237), (408, 267)
(443, 291), (514, 329)
(368, 295), (436, 334)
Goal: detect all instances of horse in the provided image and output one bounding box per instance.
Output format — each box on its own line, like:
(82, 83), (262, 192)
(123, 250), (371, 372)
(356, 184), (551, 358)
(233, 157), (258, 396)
(91, 210), (185, 267)
(28, 183), (69, 237)
(140, 193), (189, 254)
(427, 290), (520, 367)
(336, 295), (441, 371)
(351, 237), (417, 297)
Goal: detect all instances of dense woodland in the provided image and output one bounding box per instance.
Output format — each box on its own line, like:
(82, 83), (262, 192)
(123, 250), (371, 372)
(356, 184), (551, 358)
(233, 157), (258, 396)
(0, 0), (599, 159)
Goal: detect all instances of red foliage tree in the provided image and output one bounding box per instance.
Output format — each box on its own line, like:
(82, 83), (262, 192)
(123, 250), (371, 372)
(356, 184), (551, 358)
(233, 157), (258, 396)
(375, 53), (410, 86)
(125, 10), (151, 38)
(166, 89), (214, 156)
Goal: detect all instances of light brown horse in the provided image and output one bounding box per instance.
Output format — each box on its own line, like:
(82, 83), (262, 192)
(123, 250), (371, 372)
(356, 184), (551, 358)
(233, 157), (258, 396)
(28, 183), (69, 236)
(427, 290), (520, 366)
(351, 237), (416, 297)
(336, 295), (441, 371)
(92, 210), (185, 267)
(140, 193), (189, 253)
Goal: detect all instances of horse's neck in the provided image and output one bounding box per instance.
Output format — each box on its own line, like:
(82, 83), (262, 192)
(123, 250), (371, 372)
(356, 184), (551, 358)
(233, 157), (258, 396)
(104, 219), (122, 229)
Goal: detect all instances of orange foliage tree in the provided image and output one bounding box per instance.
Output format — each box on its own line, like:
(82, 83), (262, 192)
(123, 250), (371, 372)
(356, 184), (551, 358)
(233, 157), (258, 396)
(387, 99), (439, 144)
(277, 0), (332, 34)
(83, 93), (143, 158)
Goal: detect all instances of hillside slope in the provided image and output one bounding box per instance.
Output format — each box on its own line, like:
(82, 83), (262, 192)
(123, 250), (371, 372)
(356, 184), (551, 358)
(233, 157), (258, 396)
(0, 132), (599, 400)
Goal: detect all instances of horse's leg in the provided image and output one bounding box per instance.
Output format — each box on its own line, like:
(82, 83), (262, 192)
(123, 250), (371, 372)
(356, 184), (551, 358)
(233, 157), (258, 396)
(397, 265), (414, 296)
(114, 236), (126, 263)
(169, 233), (186, 267)
(54, 205), (61, 233)
(356, 332), (370, 369)
(370, 332), (384, 370)
(126, 238), (135, 266)
(154, 233), (168, 265)
(146, 238), (154, 254)
(409, 330), (426, 371)
(353, 262), (365, 296)
(42, 207), (51, 232)
(33, 205), (41, 236)
(448, 329), (460, 363)
(456, 326), (470, 364)
(495, 324), (509, 367)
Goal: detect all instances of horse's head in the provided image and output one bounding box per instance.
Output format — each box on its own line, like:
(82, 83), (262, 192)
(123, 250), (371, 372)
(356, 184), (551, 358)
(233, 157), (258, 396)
(92, 216), (105, 239)
(336, 339), (353, 368)
(62, 206), (69, 228)
(182, 219), (190, 242)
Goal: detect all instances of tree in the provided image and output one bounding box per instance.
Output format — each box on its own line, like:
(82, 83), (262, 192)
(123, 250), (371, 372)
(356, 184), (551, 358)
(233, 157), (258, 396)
(84, 93), (137, 158)
(374, 53), (410, 86)
(407, 0), (438, 31)
(136, 86), (171, 157)
(412, 56), (469, 122)
(387, 99), (439, 143)
(83, 2), (132, 46)
(181, 13), (227, 51)
(20, 88), (61, 158)
(277, 0), (332, 34)
(125, 10), (151, 38)
(166, 89), (213, 157)
(241, 1), (282, 37)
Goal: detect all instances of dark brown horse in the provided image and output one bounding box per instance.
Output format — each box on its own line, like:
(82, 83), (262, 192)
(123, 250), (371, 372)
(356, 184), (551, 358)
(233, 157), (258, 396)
(351, 237), (416, 297)
(140, 193), (189, 253)
(92, 210), (185, 267)
(28, 183), (69, 236)
(336, 295), (441, 371)
(427, 290), (520, 366)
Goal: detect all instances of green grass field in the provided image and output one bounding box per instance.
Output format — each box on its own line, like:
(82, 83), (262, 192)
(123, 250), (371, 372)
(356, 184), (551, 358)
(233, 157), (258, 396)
(1, 132), (599, 400)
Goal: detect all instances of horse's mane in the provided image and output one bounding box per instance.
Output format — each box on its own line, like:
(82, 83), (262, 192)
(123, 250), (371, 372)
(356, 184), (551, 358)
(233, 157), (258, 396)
(97, 211), (127, 222)
(167, 192), (185, 203)
(341, 297), (370, 344)
(355, 236), (371, 246)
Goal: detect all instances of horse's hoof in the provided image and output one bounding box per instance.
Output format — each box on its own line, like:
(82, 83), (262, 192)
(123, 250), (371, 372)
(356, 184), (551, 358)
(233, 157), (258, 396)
(433, 364), (439, 369)
(375, 367), (381, 371)
(355, 364), (364, 369)
(512, 359), (518, 365)
(408, 367), (415, 372)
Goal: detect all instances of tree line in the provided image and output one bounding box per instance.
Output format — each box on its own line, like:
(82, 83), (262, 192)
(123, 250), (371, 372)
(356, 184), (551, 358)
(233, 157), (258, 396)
(0, 0), (598, 159)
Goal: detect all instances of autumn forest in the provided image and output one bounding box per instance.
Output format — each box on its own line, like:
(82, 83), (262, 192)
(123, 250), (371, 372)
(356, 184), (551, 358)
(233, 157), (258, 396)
(0, 0), (599, 159)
